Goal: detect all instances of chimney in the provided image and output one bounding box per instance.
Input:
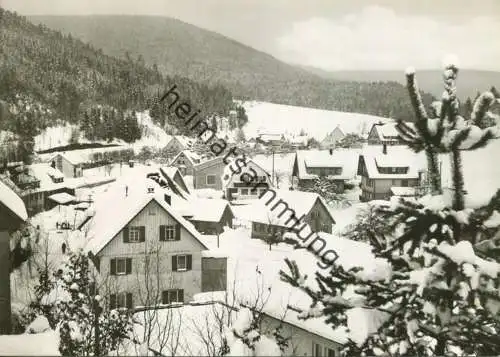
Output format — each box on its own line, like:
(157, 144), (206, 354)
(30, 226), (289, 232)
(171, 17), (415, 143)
(164, 194), (171, 205)
(382, 143), (387, 155)
(329, 148), (333, 155)
(147, 187), (155, 194)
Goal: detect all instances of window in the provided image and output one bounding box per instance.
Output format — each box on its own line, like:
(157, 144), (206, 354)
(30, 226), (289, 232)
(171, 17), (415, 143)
(110, 258), (132, 275)
(162, 289), (184, 304)
(312, 343), (336, 357)
(129, 227), (141, 242)
(206, 175), (216, 185)
(165, 225), (176, 240)
(251, 189), (258, 195)
(172, 254), (192, 272)
(160, 225), (179, 241)
(402, 179), (409, 187)
(110, 292), (132, 309)
(241, 188), (249, 195)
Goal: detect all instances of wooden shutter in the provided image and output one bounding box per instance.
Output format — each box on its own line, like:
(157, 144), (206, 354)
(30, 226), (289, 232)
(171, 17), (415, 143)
(178, 289), (184, 303)
(159, 225), (166, 241)
(172, 255), (178, 271)
(123, 227), (129, 243)
(175, 224), (181, 241)
(186, 255), (192, 271)
(110, 294), (116, 310)
(110, 258), (116, 275)
(139, 226), (146, 242)
(162, 291), (168, 304)
(126, 258), (132, 274)
(126, 293), (133, 309)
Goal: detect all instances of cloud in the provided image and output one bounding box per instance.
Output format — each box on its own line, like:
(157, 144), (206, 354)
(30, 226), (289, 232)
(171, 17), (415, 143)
(276, 6), (500, 71)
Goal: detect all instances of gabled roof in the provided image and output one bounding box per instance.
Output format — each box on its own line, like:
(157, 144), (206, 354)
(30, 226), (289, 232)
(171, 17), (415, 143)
(0, 179), (28, 221)
(170, 150), (201, 167)
(193, 156), (224, 171)
(84, 180), (209, 255)
(294, 149), (357, 180)
(248, 189), (335, 227)
(48, 151), (86, 165)
(224, 158), (271, 188)
(185, 198), (234, 223)
(370, 122), (416, 141)
(29, 163), (71, 192)
(358, 146), (424, 179)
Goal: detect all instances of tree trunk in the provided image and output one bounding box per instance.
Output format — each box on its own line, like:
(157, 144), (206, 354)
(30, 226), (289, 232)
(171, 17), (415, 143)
(451, 149), (465, 210)
(426, 148), (441, 195)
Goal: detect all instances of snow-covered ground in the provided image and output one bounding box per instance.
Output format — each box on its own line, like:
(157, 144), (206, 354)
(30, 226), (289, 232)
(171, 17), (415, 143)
(242, 101), (390, 140)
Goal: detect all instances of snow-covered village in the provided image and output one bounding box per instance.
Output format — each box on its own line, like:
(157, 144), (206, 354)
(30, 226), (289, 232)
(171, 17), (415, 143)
(1, 1), (500, 356)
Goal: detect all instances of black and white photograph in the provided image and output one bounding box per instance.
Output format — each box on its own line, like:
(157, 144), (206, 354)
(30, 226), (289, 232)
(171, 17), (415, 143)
(0, 0), (500, 355)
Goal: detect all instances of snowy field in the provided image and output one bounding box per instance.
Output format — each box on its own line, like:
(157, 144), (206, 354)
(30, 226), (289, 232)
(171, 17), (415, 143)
(242, 101), (391, 139)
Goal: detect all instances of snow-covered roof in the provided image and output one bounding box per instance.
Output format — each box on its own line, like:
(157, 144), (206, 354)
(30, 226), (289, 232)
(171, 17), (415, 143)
(247, 189), (335, 227)
(193, 156), (224, 171)
(84, 178), (209, 255)
(390, 186), (417, 197)
(0, 330), (60, 356)
(159, 166), (190, 195)
(294, 149), (358, 180)
(185, 198), (234, 223)
(223, 158), (271, 188)
(258, 133), (283, 142)
(49, 151), (86, 165)
(371, 122), (416, 141)
(29, 163), (71, 191)
(287, 135), (309, 145)
(359, 145), (425, 179)
(170, 150), (201, 166)
(0, 179), (28, 221)
(48, 192), (76, 205)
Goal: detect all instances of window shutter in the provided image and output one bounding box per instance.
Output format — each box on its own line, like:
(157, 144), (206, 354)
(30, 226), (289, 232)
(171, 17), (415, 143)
(178, 289), (184, 303)
(126, 258), (132, 274)
(159, 225), (166, 241)
(162, 291), (168, 304)
(140, 226), (146, 242)
(123, 227), (129, 243)
(175, 224), (181, 240)
(186, 255), (192, 271)
(110, 258), (116, 275)
(110, 294), (116, 310)
(172, 255), (178, 271)
(126, 293), (133, 309)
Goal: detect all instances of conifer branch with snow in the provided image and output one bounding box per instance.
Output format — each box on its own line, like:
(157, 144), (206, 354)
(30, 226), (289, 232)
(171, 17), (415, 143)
(280, 57), (500, 356)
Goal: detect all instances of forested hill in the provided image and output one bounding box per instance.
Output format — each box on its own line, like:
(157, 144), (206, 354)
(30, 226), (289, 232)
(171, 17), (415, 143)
(0, 8), (235, 148)
(30, 15), (436, 122)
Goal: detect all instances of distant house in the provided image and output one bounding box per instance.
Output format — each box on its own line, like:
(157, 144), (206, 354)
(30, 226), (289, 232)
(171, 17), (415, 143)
(170, 150), (202, 176)
(224, 159), (272, 201)
(184, 198), (234, 235)
(292, 150), (357, 193)
(193, 156), (225, 191)
(288, 135), (309, 150)
(321, 125), (345, 149)
(256, 133), (285, 148)
(21, 163), (76, 215)
(357, 144), (422, 201)
(248, 190), (335, 240)
(84, 185), (226, 309)
(367, 122), (416, 146)
(48, 152), (84, 178)
(159, 166), (190, 195)
(164, 135), (195, 154)
(0, 179), (27, 334)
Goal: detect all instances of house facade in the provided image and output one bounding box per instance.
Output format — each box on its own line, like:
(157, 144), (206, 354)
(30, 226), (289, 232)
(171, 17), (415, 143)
(292, 150), (356, 193)
(357, 145), (421, 201)
(48, 153), (83, 178)
(85, 193), (226, 309)
(225, 160), (272, 201)
(193, 156), (225, 191)
(320, 126), (345, 149)
(170, 150), (201, 176)
(187, 200), (235, 235)
(250, 190), (335, 240)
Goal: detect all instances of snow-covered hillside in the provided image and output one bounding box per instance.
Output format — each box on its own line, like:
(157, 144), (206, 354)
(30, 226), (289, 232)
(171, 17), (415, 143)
(242, 101), (391, 139)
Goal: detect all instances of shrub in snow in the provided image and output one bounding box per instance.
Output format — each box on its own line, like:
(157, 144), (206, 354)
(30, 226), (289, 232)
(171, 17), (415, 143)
(30, 249), (133, 356)
(224, 307), (287, 356)
(280, 61), (500, 356)
(299, 177), (348, 207)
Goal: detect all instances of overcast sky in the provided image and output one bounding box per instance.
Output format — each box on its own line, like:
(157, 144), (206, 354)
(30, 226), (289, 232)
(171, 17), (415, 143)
(2, 0), (500, 71)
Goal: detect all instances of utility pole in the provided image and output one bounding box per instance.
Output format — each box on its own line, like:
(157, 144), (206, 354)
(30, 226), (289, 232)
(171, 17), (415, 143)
(271, 148), (275, 186)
